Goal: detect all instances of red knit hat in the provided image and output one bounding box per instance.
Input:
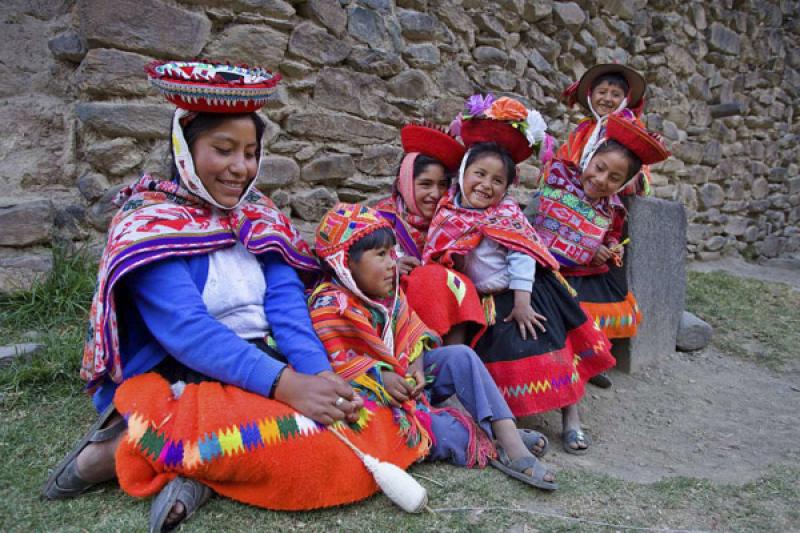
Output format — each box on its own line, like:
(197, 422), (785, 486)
(460, 118), (533, 164)
(400, 123), (466, 171)
(146, 60), (281, 113)
(606, 113), (670, 165)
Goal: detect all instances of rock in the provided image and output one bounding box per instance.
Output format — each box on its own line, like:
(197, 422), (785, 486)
(347, 47), (405, 77)
(341, 174), (394, 192)
(356, 145), (403, 175)
(724, 216), (749, 236)
(523, 0), (553, 21)
(74, 48), (153, 98)
(205, 25), (289, 70)
(302, 0), (347, 37)
(0, 249), (53, 296)
(388, 69), (432, 99)
(87, 184), (126, 231)
(600, 0), (636, 20)
(552, 2), (586, 31)
(397, 9), (440, 41)
(755, 235), (782, 258)
(699, 183), (725, 209)
(180, 0), (294, 18)
(707, 22), (741, 55)
(527, 49), (552, 73)
(676, 311), (713, 352)
(285, 111), (395, 144)
(0, 200), (54, 247)
(257, 155), (299, 189)
(427, 96), (466, 124)
(289, 21), (351, 65)
(768, 167), (788, 183)
(751, 177), (769, 199)
(473, 46), (508, 65)
(78, 0), (211, 57)
(403, 43), (440, 69)
(702, 140), (722, 166)
(301, 153), (355, 184)
(709, 102), (742, 118)
(290, 187), (337, 221)
(84, 138), (142, 176)
(0, 343), (44, 367)
(75, 103), (173, 140)
(435, 63), (474, 96)
(611, 196), (686, 372)
(313, 67), (386, 119)
(347, 6), (387, 44)
(704, 235), (726, 251)
(691, 3), (707, 30)
(78, 172), (111, 202)
(48, 30), (87, 63)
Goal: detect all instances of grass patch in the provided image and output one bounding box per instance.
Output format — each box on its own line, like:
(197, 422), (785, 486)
(686, 270), (800, 372)
(1, 252), (799, 531)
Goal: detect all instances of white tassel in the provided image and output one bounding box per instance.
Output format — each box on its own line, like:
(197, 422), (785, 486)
(329, 427), (428, 513)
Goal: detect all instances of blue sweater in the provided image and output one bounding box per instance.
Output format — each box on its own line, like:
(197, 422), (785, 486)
(92, 251), (332, 412)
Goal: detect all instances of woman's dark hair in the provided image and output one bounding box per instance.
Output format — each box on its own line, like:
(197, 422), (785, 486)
(413, 154), (446, 179)
(463, 142), (516, 186)
(170, 112), (266, 181)
(593, 139), (642, 181)
(348, 227), (396, 263)
(590, 73), (629, 95)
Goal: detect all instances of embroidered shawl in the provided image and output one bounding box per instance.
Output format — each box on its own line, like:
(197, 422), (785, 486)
(422, 190), (559, 271)
(81, 175), (319, 390)
(532, 160), (626, 268)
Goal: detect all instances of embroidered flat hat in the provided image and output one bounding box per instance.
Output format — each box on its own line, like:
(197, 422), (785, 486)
(606, 113), (671, 165)
(573, 63), (646, 111)
(146, 60), (281, 113)
(400, 123), (466, 171)
(316, 203), (392, 260)
(459, 95), (549, 164)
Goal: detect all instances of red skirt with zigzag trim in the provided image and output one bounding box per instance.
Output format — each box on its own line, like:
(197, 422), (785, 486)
(473, 270), (615, 416)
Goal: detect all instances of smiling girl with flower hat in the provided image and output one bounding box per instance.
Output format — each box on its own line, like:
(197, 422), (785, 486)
(424, 94), (616, 455)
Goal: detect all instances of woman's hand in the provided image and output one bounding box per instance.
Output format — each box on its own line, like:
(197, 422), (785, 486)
(397, 255), (421, 276)
(405, 357), (426, 399)
(591, 245), (613, 266)
(504, 290), (547, 340)
(274, 368), (363, 425)
(381, 370), (413, 406)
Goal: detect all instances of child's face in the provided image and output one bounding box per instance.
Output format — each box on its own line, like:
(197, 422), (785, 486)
(581, 151), (631, 200)
(590, 81), (626, 117)
(348, 245), (396, 299)
(191, 116), (259, 207)
(461, 154), (508, 209)
(414, 164), (448, 220)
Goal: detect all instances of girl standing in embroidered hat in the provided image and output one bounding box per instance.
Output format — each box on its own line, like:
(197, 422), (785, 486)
(310, 203), (558, 491)
(554, 64), (652, 196)
(375, 123), (487, 346)
(531, 113), (671, 376)
(43, 61), (427, 530)
(423, 94), (616, 456)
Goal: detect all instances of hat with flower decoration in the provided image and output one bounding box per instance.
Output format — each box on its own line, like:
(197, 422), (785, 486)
(457, 94), (551, 164)
(605, 113), (670, 165)
(146, 60), (281, 113)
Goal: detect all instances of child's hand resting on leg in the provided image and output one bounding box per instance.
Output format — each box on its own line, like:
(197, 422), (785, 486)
(381, 369), (413, 406)
(504, 289), (547, 340)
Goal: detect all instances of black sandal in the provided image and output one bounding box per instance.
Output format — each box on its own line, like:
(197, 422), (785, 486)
(490, 445), (558, 491)
(42, 404), (125, 500)
(149, 476), (212, 532)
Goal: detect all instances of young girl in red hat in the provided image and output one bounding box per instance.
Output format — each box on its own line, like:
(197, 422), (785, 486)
(424, 95), (616, 455)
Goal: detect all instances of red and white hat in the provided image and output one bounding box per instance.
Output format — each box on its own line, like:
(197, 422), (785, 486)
(146, 60), (281, 113)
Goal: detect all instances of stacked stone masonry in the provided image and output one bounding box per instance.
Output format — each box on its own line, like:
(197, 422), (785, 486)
(1, 0), (798, 293)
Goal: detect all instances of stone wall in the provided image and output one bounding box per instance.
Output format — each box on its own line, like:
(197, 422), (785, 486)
(0, 0), (798, 292)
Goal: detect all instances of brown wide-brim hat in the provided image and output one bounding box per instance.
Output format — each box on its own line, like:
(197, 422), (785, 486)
(575, 64), (646, 112)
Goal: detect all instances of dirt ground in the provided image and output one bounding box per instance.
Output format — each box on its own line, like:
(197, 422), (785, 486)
(517, 258), (800, 486)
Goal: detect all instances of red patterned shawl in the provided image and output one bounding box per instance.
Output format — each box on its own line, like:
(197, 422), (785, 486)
(422, 190), (559, 271)
(82, 175), (319, 391)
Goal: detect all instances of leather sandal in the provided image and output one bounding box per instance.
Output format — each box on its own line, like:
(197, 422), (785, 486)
(562, 428), (592, 455)
(149, 476), (212, 533)
(490, 445), (558, 491)
(41, 404), (125, 500)
(517, 428), (549, 458)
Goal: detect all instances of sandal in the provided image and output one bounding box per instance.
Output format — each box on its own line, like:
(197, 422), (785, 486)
(42, 404), (125, 500)
(517, 428), (548, 458)
(150, 476), (212, 533)
(562, 428), (592, 455)
(589, 372), (612, 388)
(489, 445), (558, 491)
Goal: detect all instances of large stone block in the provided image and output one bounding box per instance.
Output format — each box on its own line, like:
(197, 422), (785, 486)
(0, 200), (54, 247)
(676, 311), (713, 352)
(79, 0), (211, 57)
(204, 25), (289, 70)
(288, 21), (351, 65)
(347, 47), (405, 77)
(285, 111), (395, 144)
(313, 67), (387, 118)
(257, 155), (300, 189)
(301, 153), (355, 184)
(178, 0), (294, 19)
(84, 138), (142, 176)
(0, 248), (53, 296)
(611, 197), (687, 372)
(76, 103), (173, 140)
(290, 187), (337, 221)
(347, 6), (388, 44)
(301, 0), (347, 37)
(708, 22), (741, 55)
(75, 48), (153, 98)
(553, 2), (586, 31)
(356, 145), (403, 175)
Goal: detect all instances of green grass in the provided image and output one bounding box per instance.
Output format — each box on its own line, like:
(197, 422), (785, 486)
(1, 252), (798, 531)
(686, 270), (800, 372)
